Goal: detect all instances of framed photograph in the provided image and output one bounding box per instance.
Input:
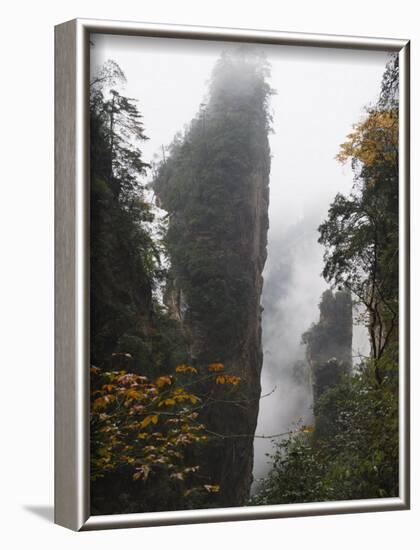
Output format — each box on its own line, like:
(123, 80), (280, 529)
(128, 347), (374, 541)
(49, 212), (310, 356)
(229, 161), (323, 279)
(55, 18), (410, 531)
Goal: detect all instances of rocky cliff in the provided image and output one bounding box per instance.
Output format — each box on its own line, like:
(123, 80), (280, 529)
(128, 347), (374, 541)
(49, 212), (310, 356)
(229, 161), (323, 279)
(153, 49), (271, 506)
(302, 289), (353, 433)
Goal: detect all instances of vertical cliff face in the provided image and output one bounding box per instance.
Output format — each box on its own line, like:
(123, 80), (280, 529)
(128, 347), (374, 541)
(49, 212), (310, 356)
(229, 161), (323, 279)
(154, 49), (271, 506)
(205, 167), (269, 507)
(303, 289), (353, 433)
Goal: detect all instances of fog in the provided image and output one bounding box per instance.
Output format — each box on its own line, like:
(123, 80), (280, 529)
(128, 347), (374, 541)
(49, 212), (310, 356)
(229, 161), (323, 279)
(91, 34), (388, 483)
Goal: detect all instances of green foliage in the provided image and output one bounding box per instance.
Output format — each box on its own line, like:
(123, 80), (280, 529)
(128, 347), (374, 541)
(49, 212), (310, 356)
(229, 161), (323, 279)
(91, 49), (270, 513)
(90, 60), (188, 378)
(302, 289), (353, 420)
(151, 49), (273, 506)
(153, 48), (272, 360)
(90, 60), (199, 513)
(89, 49), (400, 511)
(252, 355), (398, 504)
(319, 55), (399, 364)
(90, 58), (251, 513)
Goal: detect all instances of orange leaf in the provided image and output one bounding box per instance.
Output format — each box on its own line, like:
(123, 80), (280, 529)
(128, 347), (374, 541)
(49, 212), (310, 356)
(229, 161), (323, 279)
(139, 414), (159, 429)
(155, 376), (172, 388)
(208, 363), (225, 372)
(175, 364), (198, 374)
(299, 425), (315, 433)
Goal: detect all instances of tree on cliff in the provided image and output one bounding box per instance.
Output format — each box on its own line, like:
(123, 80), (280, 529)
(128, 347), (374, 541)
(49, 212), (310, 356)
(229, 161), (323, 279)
(153, 48), (273, 506)
(318, 55), (399, 371)
(153, 48), (272, 358)
(90, 57), (260, 514)
(90, 61), (187, 379)
(90, 60), (220, 514)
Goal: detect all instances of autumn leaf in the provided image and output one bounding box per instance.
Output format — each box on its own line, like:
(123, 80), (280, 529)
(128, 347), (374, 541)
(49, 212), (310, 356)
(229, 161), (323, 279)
(225, 375), (241, 385)
(175, 364), (198, 374)
(191, 395), (201, 404)
(91, 365), (215, 492)
(208, 363), (225, 372)
(139, 414), (159, 429)
(336, 109), (398, 168)
(299, 425), (315, 433)
(158, 398), (176, 407)
(117, 373), (138, 385)
(155, 375), (172, 388)
(125, 388), (142, 400)
(215, 374), (240, 385)
(172, 391), (201, 404)
(92, 394), (116, 410)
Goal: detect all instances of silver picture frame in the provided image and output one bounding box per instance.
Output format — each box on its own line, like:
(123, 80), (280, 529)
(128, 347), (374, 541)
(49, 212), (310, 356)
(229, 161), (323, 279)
(55, 18), (410, 531)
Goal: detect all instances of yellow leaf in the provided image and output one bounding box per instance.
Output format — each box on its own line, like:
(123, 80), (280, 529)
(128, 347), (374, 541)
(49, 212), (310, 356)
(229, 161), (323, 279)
(92, 394), (116, 410)
(208, 363), (224, 372)
(215, 375), (225, 384)
(158, 398), (176, 407)
(155, 376), (172, 388)
(299, 425), (315, 433)
(139, 414), (159, 429)
(175, 364), (198, 374)
(225, 375), (241, 386)
(125, 388), (142, 400)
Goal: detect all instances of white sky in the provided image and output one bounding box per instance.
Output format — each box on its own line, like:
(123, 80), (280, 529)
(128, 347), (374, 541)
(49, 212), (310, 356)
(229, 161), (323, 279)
(91, 34), (390, 481)
(91, 34), (388, 228)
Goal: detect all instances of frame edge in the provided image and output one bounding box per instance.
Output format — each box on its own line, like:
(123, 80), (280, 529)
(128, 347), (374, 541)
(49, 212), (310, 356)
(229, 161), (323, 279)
(55, 18), (90, 531)
(54, 18), (411, 531)
(398, 39), (411, 511)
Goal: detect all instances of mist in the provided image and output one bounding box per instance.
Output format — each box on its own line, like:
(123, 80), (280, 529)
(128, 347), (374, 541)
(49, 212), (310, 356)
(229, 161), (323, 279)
(253, 49), (388, 483)
(91, 34), (389, 486)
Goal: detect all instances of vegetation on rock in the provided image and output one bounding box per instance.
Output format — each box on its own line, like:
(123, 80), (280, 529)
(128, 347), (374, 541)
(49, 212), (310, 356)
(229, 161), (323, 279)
(152, 48), (272, 506)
